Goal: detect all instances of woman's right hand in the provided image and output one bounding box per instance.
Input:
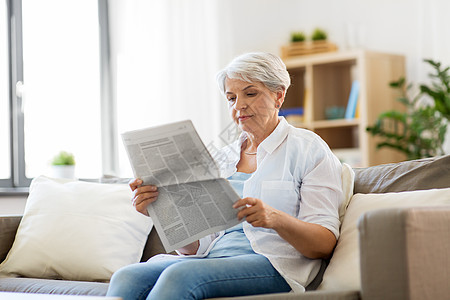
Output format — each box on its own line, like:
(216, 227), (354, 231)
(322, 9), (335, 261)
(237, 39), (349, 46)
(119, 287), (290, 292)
(129, 178), (159, 216)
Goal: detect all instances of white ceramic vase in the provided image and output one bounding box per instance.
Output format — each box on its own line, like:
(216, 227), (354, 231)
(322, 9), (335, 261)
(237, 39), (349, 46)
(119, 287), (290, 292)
(51, 165), (75, 179)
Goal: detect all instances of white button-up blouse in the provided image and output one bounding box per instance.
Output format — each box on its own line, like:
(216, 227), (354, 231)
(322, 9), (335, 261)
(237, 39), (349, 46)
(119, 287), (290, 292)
(197, 117), (343, 292)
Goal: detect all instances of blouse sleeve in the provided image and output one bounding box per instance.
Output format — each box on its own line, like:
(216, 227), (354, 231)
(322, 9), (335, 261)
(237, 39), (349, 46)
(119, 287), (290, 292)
(297, 141), (343, 239)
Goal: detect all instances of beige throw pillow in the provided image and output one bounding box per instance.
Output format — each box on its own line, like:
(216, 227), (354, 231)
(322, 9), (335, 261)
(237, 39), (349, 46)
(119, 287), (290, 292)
(339, 163), (355, 222)
(0, 176), (153, 281)
(318, 187), (450, 291)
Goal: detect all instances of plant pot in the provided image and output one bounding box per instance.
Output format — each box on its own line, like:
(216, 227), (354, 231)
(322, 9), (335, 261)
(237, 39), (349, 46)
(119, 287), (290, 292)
(51, 165), (75, 179)
(280, 40), (338, 59)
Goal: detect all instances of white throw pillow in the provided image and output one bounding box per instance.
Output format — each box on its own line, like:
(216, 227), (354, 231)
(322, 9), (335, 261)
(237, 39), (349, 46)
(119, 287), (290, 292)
(318, 187), (450, 291)
(0, 176), (153, 282)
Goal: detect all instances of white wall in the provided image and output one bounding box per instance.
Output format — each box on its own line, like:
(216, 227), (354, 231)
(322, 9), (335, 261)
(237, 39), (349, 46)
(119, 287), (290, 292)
(216, 0), (450, 85)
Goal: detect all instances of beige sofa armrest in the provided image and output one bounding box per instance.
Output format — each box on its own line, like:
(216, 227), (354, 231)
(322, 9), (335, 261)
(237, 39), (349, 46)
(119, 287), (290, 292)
(0, 215), (22, 263)
(358, 206), (450, 300)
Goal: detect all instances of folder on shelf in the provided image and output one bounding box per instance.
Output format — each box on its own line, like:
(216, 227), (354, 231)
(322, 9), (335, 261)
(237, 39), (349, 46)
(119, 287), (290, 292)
(345, 80), (360, 119)
(354, 98), (360, 119)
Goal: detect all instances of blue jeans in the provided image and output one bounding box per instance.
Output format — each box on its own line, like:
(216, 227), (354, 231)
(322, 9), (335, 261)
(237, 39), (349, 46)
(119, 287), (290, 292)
(106, 254), (291, 300)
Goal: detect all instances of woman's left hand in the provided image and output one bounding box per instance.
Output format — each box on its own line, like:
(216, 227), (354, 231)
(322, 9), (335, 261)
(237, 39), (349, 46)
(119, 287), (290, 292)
(233, 197), (280, 229)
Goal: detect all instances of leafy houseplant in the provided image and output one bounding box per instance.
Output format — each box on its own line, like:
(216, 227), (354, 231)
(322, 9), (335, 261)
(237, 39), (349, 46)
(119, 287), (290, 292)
(419, 59), (450, 120)
(51, 151), (76, 178)
(366, 59), (449, 160)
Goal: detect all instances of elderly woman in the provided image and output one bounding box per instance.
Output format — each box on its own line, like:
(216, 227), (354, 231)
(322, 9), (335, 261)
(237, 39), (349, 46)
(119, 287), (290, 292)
(107, 52), (343, 299)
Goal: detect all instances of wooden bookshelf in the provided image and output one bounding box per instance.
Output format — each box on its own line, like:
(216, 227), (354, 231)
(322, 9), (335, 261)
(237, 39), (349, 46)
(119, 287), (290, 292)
(283, 50), (407, 167)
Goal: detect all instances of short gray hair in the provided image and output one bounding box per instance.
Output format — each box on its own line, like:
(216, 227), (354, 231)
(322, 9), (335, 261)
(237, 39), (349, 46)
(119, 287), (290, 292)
(216, 52), (291, 95)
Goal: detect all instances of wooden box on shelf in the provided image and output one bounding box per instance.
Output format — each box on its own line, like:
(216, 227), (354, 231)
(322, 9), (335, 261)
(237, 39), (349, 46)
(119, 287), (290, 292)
(282, 50), (406, 167)
(281, 40), (338, 59)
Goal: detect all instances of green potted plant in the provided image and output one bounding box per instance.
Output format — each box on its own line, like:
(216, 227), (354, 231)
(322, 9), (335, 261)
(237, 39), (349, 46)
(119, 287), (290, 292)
(291, 31), (306, 43)
(51, 151), (76, 178)
(311, 28), (327, 41)
(367, 59), (449, 160)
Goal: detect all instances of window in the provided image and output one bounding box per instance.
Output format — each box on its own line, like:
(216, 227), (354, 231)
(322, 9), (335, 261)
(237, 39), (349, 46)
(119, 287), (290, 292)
(3, 0), (224, 189)
(22, 0), (101, 179)
(2, 0), (107, 189)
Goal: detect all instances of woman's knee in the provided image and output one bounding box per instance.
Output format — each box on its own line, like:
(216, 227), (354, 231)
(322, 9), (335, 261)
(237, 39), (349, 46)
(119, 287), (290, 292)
(149, 261), (205, 299)
(108, 259), (184, 299)
(157, 261), (195, 287)
(107, 262), (160, 299)
(108, 264), (142, 292)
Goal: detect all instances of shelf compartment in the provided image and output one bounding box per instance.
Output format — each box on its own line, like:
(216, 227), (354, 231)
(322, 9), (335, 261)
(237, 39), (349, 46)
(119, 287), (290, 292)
(312, 59), (357, 122)
(314, 125), (359, 149)
(284, 67), (306, 110)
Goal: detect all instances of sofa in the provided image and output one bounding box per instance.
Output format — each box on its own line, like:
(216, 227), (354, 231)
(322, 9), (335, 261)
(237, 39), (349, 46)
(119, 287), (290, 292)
(0, 155), (449, 299)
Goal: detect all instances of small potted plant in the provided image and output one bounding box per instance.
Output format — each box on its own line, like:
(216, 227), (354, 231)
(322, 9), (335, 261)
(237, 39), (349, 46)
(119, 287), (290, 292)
(51, 151), (76, 179)
(291, 31), (306, 43)
(311, 28), (327, 42)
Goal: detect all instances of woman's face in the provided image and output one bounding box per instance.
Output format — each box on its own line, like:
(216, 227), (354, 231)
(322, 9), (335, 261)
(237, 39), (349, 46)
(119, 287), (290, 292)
(224, 77), (283, 137)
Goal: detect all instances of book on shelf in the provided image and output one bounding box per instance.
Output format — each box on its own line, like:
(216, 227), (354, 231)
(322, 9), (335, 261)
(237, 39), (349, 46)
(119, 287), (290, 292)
(345, 80), (360, 119)
(278, 107), (304, 117)
(354, 98), (360, 119)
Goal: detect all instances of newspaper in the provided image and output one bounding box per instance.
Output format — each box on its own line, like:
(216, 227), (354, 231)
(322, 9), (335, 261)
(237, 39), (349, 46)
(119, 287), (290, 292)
(122, 120), (241, 252)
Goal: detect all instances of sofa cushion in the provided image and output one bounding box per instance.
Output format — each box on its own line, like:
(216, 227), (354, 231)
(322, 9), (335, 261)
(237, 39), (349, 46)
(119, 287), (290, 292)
(0, 176), (153, 282)
(339, 163), (355, 222)
(317, 187), (450, 292)
(353, 155), (450, 194)
(0, 277), (108, 296)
